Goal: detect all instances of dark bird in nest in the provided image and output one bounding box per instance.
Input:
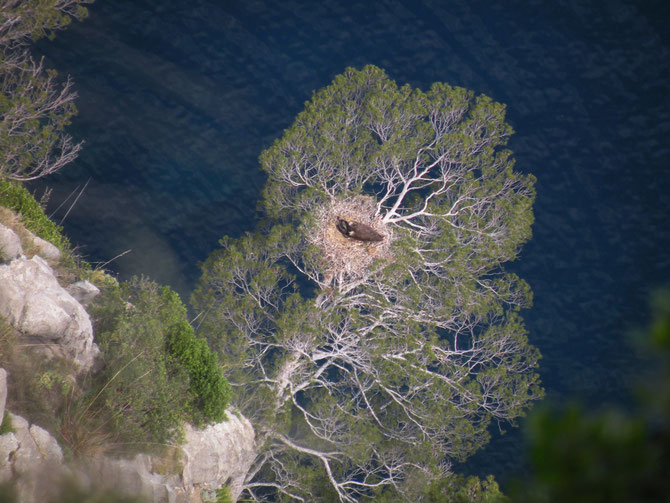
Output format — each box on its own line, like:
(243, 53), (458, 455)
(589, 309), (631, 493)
(336, 218), (384, 242)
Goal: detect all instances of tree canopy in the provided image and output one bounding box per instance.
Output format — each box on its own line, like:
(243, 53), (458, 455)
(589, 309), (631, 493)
(192, 65), (542, 502)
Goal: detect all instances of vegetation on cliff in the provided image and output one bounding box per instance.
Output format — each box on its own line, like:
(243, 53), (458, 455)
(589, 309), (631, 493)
(0, 179), (71, 251)
(83, 277), (230, 452)
(0, 0), (231, 462)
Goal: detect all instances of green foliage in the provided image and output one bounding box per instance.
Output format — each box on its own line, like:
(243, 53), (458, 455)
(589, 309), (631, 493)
(161, 286), (231, 424)
(200, 485), (235, 503)
(516, 407), (654, 503)
(191, 229), (297, 385)
(374, 473), (505, 503)
(1, 1), (90, 181)
(83, 278), (229, 453)
(79, 279), (189, 452)
(0, 412), (15, 435)
(509, 290), (670, 503)
(0, 54), (81, 181)
(0, 179), (70, 251)
(0, 0), (91, 47)
(215, 485), (234, 503)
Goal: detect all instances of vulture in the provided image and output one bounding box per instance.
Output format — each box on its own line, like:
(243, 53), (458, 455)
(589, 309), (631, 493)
(336, 218), (384, 242)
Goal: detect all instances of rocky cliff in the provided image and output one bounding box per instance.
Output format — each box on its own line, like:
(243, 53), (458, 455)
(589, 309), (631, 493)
(0, 220), (256, 502)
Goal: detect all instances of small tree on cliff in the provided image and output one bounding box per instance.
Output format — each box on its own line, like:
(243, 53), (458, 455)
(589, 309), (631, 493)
(0, 0), (91, 181)
(192, 65), (542, 502)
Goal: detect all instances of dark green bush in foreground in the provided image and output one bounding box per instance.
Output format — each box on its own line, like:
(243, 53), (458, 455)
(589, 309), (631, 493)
(509, 290), (670, 503)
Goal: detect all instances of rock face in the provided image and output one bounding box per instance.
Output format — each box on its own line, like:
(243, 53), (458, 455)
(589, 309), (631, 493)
(26, 232), (61, 262)
(66, 280), (100, 307)
(0, 412), (66, 502)
(0, 256), (99, 371)
(181, 413), (257, 500)
(77, 410), (257, 502)
(80, 454), (178, 503)
(0, 396), (256, 503)
(0, 219), (60, 264)
(0, 223), (22, 263)
(0, 225), (257, 501)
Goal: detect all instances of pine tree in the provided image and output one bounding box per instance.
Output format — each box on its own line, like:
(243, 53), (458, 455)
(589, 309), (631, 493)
(193, 65), (542, 502)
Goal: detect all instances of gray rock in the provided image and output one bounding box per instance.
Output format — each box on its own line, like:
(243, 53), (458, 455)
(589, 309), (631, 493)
(0, 256), (99, 371)
(10, 413), (63, 473)
(29, 423), (63, 463)
(0, 400), (256, 502)
(66, 280), (100, 307)
(0, 369), (6, 424)
(76, 410), (257, 502)
(0, 412), (70, 503)
(26, 232), (61, 262)
(0, 413), (67, 502)
(80, 455), (178, 503)
(0, 432), (19, 483)
(0, 223), (22, 262)
(181, 411), (256, 500)
(9, 413), (37, 474)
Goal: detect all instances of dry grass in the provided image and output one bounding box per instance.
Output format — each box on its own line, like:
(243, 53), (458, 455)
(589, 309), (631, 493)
(309, 195), (393, 287)
(57, 396), (117, 458)
(0, 315), (89, 454)
(0, 206), (87, 287)
(0, 316), (112, 459)
(0, 206), (41, 257)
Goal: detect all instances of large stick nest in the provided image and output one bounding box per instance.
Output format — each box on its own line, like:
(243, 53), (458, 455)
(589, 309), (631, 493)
(308, 196), (393, 285)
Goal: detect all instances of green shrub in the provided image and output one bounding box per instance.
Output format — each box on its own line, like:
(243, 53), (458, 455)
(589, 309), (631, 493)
(82, 278), (230, 454)
(422, 474), (505, 503)
(0, 179), (70, 252)
(162, 287), (230, 424)
(0, 412), (15, 435)
(201, 485), (234, 503)
(83, 278), (191, 453)
(153, 284), (230, 424)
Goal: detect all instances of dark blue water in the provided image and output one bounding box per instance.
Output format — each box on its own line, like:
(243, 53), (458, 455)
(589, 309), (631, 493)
(32, 0), (670, 484)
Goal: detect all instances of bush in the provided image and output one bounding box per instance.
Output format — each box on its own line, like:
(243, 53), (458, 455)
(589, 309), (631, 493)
(83, 279), (188, 452)
(508, 290), (670, 503)
(165, 312), (231, 424)
(423, 474), (505, 503)
(114, 281), (231, 424)
(81, 278), (230, 454)
(215, 485), (234, 503)
(0, 179), (70, 252)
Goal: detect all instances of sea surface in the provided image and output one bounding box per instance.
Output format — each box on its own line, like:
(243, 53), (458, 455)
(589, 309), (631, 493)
(32, 0), (670, 484)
